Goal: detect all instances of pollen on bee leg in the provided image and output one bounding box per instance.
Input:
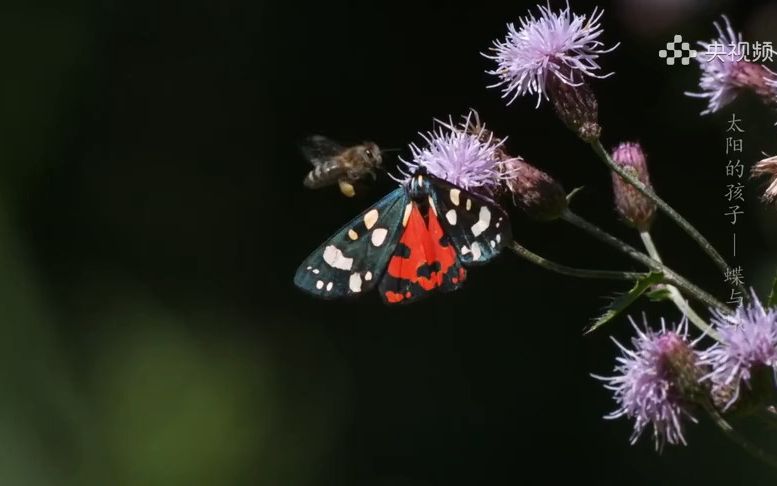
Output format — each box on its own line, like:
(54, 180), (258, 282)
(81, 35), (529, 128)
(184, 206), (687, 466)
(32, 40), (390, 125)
(338, 180), (356, 198)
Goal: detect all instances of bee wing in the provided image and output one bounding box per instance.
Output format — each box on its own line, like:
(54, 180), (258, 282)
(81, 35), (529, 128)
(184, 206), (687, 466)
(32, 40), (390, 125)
(300, 135), (345, 166)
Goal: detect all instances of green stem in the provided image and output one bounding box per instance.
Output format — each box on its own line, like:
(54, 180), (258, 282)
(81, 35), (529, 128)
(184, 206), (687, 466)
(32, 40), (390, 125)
(639, 231), (716, 339)
(509, 241), (644, 281)
(704, 402), (777, 470)
(561, 209), (730, 319)
(589, 139), (748, 298)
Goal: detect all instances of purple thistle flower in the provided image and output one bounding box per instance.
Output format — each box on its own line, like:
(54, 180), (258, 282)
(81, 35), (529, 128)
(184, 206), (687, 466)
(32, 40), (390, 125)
(686, 16), (777, 114)
(752, 154), (777, 203)
(398, 111), (516, 193)
(484, 3), (618, 107)
(593, 317), (701, 450)
(699, 293), (777, 410)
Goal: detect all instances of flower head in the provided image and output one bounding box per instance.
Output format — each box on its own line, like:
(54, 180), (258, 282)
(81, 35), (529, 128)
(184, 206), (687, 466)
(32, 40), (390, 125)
(398, 111), (515, 193)
(484, 3), (617, 107)
(611, 142), (656, 230)
(500, 157), (567, 220)
(593, 317), (702, 450)
(751, 154), (777, 203)
(686, 16), (777, 114)
(699, 293), (777, 410)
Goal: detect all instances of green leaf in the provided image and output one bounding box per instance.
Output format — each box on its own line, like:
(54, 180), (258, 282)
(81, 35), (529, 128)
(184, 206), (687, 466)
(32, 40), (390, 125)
(585, 272), (664, 335)
(769, 272), (777, 307)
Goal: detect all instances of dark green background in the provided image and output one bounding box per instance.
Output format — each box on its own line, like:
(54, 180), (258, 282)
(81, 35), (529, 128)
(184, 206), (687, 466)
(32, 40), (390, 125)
(2, 0), (777, 484)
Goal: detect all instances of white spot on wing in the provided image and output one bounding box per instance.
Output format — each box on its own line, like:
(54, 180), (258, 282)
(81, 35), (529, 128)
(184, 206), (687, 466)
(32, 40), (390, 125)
(466, 199), (472, 211)
(323, 245), (354, 271)
(371, 228), (388, 247)
(470, 207), (491, 237)
(402, 203), (413, 226)
(470, 242), (482, 260)
(445, 209), (457, 225)
(496, 234), (501, 244)
(490, 240), (496, 248)
(348, 229), (358, 240)
(316, 280), (324, 289)
(349, 273), (363, 292)
(326, 281), (333, 291)
(449, 189), (460, 206)
(461, 246), (470, 255)
(365, 271), (373, 281)
(427, 196), (437, 215)
(306, 266), (312, 270)
(312, 268), (320, 274)
(364, 209), (379, 230)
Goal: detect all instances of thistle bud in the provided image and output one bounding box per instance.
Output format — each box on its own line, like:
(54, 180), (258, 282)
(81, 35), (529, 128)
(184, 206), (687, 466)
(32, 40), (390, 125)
(547, 75), (601, 143)
(611, 142), (656, 231)
(499, 158), (567, 221)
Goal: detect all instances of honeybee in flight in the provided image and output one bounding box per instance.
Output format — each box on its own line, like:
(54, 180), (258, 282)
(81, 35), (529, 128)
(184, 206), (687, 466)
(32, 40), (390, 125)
(301, 135), (383, 198)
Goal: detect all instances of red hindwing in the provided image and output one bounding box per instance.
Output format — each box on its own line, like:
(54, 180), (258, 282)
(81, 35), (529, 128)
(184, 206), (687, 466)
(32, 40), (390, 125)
(380, 203), (466, 304)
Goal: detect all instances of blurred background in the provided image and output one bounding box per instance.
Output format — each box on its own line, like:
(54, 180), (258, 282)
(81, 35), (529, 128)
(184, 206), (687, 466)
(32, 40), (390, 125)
(2, 0), (777, 484)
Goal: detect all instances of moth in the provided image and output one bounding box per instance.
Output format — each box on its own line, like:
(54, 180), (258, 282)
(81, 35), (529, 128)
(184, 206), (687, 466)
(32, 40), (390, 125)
(301, 135), (383, 198)
(294, 168), (512, 304)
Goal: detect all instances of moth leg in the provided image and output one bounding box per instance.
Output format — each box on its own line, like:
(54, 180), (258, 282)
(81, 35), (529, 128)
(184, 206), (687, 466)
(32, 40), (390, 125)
(338, 179), (356, 198)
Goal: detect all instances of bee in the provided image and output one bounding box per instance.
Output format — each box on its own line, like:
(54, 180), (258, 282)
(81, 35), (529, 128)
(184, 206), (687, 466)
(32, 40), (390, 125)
(301, 135), (383, 198)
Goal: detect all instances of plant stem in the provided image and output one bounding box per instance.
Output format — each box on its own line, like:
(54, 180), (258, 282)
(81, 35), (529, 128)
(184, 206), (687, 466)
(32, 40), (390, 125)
(561, 209), (730, 321)
(589, 139), (748, 298)
(705, 402), (777, 470)
(639, 231), (714, 338)
(509, 241), (644, 281)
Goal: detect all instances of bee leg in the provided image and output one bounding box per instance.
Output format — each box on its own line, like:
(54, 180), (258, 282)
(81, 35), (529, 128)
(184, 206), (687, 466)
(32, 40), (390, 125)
(338, 179), (356, 198)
